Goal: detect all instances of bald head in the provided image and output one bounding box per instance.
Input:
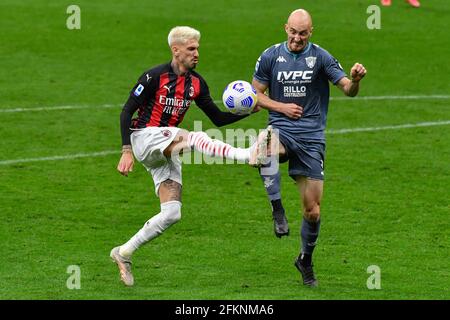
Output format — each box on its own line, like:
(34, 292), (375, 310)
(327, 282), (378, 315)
(287, 9), (312, 27)
(285, 9), (313, 52)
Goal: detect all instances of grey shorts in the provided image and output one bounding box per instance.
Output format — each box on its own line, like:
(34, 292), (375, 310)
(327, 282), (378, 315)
(277, 132), (325, 181)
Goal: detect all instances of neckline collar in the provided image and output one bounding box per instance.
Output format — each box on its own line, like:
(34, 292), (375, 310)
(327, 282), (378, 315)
(283, 42), (312, 57)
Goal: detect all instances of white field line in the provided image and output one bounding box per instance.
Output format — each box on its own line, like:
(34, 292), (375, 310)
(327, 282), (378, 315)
(326, 120), (450, 134)
(329, 95), (450, 101)
(0, 120), (449, 166)
(0, 104), (119, 113)
(0, 95), (449, 113)
(0, 150), (118, 166)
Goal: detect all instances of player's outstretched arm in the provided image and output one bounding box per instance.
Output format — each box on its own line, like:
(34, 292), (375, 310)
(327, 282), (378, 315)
(197, 98), (249, 127)
(252, 79), (303, 119)
(337, 63), (367, 97)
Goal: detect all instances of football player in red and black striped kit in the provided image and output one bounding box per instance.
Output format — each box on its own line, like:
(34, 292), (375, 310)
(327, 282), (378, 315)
(110, 26), (269, 286)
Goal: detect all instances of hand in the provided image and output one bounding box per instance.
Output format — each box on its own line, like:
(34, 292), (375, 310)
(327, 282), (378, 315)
(117, 151), (134, 176)
(280, 103), (303, 119)
(350, 63), (367, 82)
(251, 105), (262, 113)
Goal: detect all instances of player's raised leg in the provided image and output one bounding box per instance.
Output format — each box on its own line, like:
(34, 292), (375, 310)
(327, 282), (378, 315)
(293, 176), (322, 287)
(251, 125), (273, 167)
(164, 128), (269, 166)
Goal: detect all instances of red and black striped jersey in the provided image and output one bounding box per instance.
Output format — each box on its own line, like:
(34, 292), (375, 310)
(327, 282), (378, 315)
(120, 62), (247, 146)
(129, 63), (211, 128)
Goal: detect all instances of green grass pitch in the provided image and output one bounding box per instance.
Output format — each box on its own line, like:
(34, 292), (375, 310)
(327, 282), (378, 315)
(0, 0), (449, 299)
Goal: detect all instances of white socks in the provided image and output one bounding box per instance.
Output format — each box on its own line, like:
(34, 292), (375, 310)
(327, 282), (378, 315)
(187, 131), (250, 162)
(118, 132), (252, 259)
(119, 201), (182, 258)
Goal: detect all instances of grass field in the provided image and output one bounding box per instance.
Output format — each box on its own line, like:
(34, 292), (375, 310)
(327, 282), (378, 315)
(0, 0), (449, 300)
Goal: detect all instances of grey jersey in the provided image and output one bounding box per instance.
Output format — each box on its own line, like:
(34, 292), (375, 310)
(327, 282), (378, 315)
(253, 42), (346, 142)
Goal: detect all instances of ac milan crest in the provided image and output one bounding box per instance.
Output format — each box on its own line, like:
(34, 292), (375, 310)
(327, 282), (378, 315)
(161, 129), (172, 138)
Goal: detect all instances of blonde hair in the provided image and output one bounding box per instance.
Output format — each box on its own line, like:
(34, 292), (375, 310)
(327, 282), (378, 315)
(167, 26), (201, 46)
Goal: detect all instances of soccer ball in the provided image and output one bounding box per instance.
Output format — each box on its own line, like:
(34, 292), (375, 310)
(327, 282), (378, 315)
(222, 80), (258, 115)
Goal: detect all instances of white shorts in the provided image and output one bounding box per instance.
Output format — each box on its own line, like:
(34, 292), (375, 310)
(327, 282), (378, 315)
(130, 127), (182, 196)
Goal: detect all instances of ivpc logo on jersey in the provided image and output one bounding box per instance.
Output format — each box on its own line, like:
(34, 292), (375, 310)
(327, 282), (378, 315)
(277, 71), (313, 85)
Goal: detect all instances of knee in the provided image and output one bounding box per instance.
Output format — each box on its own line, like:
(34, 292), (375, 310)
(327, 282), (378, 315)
(303, 203), (320, 222)
(161, 201), (182, 226)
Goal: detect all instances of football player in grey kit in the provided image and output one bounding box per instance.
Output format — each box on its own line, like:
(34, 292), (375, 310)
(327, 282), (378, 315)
(253, 9), (366, 286)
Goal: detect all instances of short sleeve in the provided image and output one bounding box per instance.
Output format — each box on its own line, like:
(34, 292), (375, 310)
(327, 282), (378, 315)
(253, 49), (272, 85)
(322, 51), (347, 85)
